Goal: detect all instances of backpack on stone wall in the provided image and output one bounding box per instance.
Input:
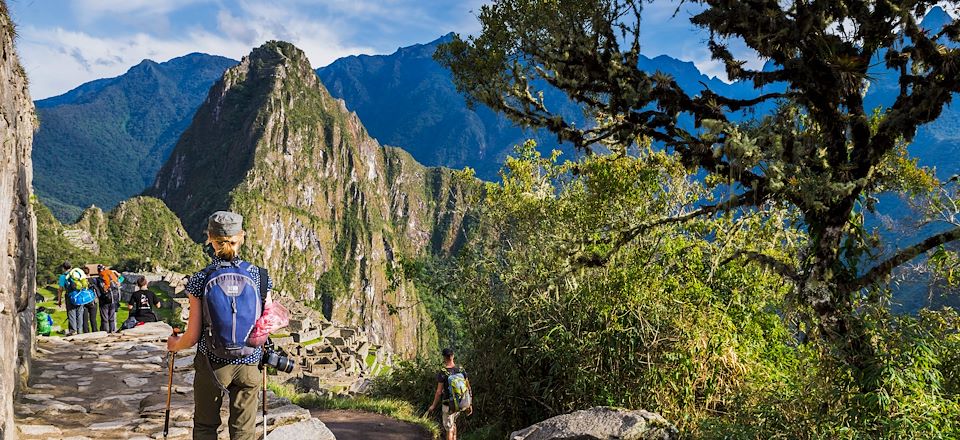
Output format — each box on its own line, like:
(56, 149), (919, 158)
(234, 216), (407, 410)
(200, 261), (267, 360)
(443, 367), (472, 412)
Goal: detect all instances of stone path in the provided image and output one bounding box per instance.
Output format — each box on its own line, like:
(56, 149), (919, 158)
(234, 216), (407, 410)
(14, 322), (335, 439)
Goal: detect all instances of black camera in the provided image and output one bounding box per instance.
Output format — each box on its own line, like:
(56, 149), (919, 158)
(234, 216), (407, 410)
(261, 339), (295, 373)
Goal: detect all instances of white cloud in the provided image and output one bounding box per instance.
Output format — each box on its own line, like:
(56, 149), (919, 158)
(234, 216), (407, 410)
(70, 0), (211, 24)
(18, 11), (374, 99)
(17, 0), (481, 99)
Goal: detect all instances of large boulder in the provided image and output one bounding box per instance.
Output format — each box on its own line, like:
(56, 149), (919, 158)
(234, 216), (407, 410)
(510, 407), (679, 440)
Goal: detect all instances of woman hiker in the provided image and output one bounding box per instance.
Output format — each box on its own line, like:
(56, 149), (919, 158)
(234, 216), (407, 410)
(166, 211), (273, 440)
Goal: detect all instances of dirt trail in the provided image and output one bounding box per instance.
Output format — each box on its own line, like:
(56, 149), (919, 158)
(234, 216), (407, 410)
(312, 409), (432, 440)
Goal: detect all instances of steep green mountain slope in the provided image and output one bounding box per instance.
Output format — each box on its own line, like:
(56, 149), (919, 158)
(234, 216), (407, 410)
(148, 41), (471, 356)
(33, 53), (237, 221)
(34, 196), (205, 283)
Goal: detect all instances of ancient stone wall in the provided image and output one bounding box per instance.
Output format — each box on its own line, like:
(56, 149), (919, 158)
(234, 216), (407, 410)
(0, 1), (37, 438)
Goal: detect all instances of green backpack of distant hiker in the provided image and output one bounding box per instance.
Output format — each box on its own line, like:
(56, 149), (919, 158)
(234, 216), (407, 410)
(63, 268), (89, 292)
(36, 310), (52, 335)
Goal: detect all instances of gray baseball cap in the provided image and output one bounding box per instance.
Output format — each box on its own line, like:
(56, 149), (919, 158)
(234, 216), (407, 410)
(206, 211), (244, 236)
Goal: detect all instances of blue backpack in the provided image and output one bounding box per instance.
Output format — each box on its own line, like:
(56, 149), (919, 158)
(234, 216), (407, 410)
(200, 261), (267, 360)
(67, 288), (95, 306)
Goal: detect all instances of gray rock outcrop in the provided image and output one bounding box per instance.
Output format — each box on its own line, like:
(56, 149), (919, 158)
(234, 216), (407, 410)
(510, 407), (679, 440)
(0, 0), (38, 438)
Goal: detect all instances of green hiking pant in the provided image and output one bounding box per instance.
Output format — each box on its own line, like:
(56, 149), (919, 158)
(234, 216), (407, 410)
(193, 355), (261, 440)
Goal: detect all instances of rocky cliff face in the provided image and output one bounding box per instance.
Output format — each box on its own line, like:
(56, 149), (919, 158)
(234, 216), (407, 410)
(0, 1), (37, 437)
(150, 41), (471, 356)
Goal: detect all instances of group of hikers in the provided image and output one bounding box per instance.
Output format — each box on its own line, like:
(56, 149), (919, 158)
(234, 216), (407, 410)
(35, 262), (162, 337)
(39, 210), (474, 439)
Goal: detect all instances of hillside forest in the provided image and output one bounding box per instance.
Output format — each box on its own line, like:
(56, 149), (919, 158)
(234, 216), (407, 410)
(371, 1), (960, 438)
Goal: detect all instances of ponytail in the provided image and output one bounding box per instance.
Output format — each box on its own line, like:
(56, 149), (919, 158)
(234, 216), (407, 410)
(206, 231), (245, 260)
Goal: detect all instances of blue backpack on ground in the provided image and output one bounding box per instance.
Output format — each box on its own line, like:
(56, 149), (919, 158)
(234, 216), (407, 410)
(200, 260), (266, 360)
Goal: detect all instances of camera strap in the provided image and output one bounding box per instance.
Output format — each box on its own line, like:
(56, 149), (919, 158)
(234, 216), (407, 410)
(258, 267), (268, 307)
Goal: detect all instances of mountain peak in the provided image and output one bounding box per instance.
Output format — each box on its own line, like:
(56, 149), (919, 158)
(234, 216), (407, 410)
(249, 40), (311, 70)
(150, 41), (471, 355)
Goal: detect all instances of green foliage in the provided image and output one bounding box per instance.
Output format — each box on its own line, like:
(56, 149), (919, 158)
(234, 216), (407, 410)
(371, 147), (960, 438)
(437, 2), (960, 436)
(34, 196), (204, 284)
(438, 0), (960, 382)
(449, 146), (804, 432)
(34, 198), (94, 284)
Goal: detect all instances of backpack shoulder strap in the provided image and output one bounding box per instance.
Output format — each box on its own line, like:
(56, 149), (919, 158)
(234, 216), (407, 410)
(257, 266), (268, 309)
(198, 263), (220, 330)
(199, 263), (220, 289)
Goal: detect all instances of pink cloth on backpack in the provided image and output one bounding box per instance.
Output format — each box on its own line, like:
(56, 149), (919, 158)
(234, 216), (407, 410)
(247, 301), (290, 346)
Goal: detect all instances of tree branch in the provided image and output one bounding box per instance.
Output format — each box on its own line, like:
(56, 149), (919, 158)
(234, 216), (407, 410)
(569, 189), (766, 268)
(844, 225), (960, 292)
(721, 250), (800, 282)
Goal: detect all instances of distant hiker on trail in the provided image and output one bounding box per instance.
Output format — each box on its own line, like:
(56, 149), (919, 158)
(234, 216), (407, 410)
(129, 276), (160, 323)
(428, 347), (474, 440)
(36, 306), (53, 336)
(81, 266), (100, 333)
(97, 264), (122, 332)
(57, 262), (94, 336)
(167, 211), (273, 440)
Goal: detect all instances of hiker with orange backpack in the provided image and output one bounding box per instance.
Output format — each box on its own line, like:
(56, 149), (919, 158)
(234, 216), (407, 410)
(97, 264), (122, 333)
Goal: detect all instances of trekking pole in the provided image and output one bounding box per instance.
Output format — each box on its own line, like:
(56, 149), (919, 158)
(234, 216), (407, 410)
(164, 327), (181, 439)
(262, 366), (268, 440)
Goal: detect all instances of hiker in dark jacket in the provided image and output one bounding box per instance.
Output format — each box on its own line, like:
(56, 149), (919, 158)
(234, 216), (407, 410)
(82, 268), (100, 333)
(167, 211), (273, 440)
(98, 265), (121, 332)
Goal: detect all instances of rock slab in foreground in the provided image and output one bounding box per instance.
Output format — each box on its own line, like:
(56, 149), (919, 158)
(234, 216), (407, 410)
(266, 418), (336, 440)
(509, 406), (679, 440)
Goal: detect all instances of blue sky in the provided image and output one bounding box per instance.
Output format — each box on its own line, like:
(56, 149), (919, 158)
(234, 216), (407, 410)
(9, 1), (769, 100)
